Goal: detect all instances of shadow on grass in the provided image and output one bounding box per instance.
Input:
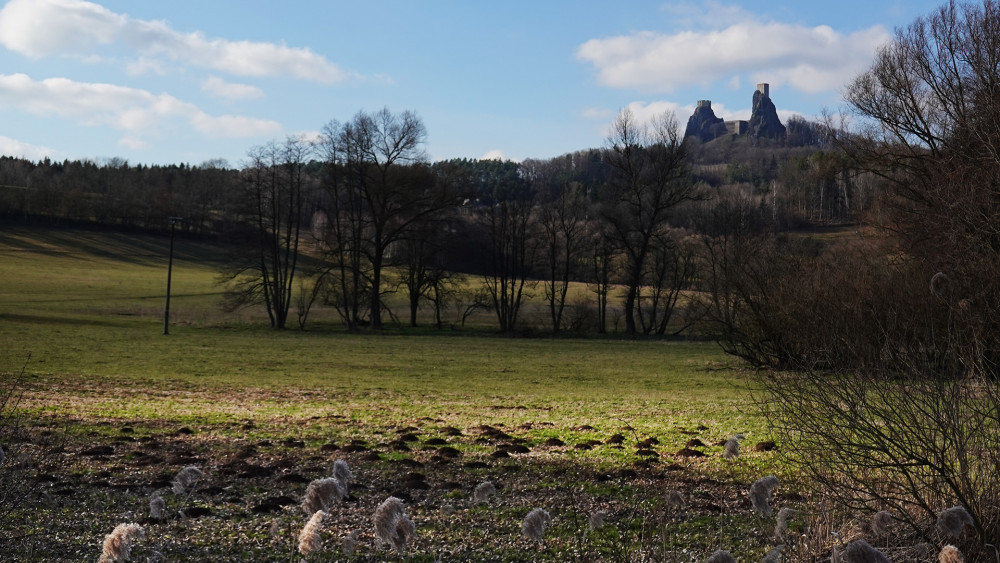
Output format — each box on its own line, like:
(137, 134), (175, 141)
(0, 312), (129, 327)
(0, 224), (226, 267)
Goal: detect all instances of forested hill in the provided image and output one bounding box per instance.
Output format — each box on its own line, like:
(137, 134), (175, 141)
(0, 124), (868, 240)
(0, 114), (881, 336)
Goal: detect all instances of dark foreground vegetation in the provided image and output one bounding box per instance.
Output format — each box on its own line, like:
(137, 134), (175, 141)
(4, 1), (1000, 560)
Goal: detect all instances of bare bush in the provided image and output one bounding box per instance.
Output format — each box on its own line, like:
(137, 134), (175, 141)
(760, 361), (1000, 554)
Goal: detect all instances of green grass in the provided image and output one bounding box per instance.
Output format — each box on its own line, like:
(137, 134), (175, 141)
(0, 224), (793, 562)
(0, 224), (753, 424)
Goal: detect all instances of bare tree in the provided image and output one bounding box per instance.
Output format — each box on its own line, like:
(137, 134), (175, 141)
(589, 229), (615, 334)
(526, 158), (590, 333)
(397, 218), (461, 328)
(636, 229), (697, 336)
(221, 137), (312, 329)
(475, 160), (537, 334)
(318, 109), (453, 330)
(600, 109), (699, 336)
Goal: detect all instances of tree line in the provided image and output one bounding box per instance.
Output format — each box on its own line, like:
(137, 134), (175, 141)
(0, 106), (867, 336)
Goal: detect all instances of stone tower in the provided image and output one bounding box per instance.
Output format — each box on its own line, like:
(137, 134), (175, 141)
(748, 83), (784, 139)
(684, 100), (727, 142)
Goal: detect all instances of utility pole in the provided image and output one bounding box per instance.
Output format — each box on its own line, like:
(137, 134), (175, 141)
(163, 217), (183, 335)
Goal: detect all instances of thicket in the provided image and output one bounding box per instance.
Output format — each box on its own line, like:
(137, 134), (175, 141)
(698, 1), (1000, 557)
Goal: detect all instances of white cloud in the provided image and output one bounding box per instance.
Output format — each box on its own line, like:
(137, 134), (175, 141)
(202, 76), (264, 100)
(126, 57), (168, 76)
(0, 0), (122, 58)
(622, 100), (688, 124)
(480, 149), (508, 161)
(190, 113), (281, 138)
(292, 130), (324, 145)
(0, 0), (354, 83)
(0, 73), (282, 145)
(577, 19), (889, 95)
(0, 135), (55, 160)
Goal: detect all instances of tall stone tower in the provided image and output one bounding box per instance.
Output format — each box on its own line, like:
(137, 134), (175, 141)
(748, 83), (784, 140)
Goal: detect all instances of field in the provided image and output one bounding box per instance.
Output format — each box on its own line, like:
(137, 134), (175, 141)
(0, 225), (796, 561)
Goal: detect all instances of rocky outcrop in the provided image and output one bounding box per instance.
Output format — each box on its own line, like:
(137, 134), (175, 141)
(747, 85), (786, 140)
(684, 101), (728, 143)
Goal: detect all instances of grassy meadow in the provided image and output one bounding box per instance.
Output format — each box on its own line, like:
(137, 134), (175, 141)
(0, 225), (799, 561)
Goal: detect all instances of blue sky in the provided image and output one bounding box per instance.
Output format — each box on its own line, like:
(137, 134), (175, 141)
(0, 0), (942, 166)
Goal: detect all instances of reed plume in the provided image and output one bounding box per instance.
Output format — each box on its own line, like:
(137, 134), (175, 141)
(938, 544), (964, 563)
(842, 539), (890, 563)
(98, 523), (144, 563)
(298, 510), (326, 556)
(302, 477), (346, 515)
(522, 508), (551, 543)
(588, 510), (607, 531)
(473, 481), (496, 504)
(774, 507), (796, 541)
(149, 492), (166, 520)
(870, 510), (892, 537)
(342, 530), (358, 556)
(937, 506), (974, 539)
(723, 437), (740, 459)
(171, 466), (204, 496)
(333, 459), (352, 493)
(706, 549), (735, 563)
(749, 475), (779, 517)
(374, 496), (415, 554)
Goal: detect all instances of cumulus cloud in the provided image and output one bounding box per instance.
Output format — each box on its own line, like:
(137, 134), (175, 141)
(622, 100), (688, 124)
(577, 19), (889, 95)
(202, 76), (264, 100)
(293, 130), (324, 145)
(0, 136), (55, 160)
(0, 0), (352, 83)
(0, 73), (282, 144)
(127, 57), (168, 76)
(480, 149), (509, 161)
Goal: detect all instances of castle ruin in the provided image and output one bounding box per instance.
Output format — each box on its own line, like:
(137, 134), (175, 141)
(684, 82), (784, 142)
